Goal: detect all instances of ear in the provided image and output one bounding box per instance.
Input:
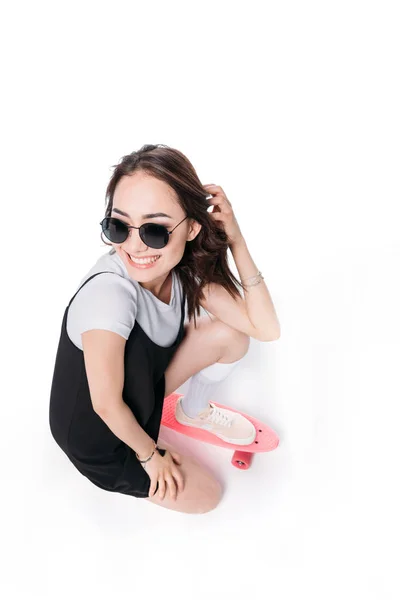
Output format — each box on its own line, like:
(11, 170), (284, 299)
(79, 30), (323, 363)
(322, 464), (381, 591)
(187, 219), (202, 242)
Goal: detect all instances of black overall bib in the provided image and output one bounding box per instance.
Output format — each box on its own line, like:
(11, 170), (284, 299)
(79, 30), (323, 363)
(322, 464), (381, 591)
(49, 270), (186, 498)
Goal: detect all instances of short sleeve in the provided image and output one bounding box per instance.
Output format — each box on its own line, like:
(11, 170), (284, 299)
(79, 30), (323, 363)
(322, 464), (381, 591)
(66, 273), (138, 350)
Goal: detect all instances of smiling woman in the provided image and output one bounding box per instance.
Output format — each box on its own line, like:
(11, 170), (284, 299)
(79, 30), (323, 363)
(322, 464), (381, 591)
(101, 207), (189, 275)
(100, 145), (247, 318)
(48, 143), (277, 513)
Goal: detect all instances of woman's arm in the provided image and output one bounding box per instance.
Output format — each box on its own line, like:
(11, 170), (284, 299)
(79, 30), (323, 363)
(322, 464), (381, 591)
(95, 400), (155, 461)
(82, 329), (155, 460)
(200, 237), (281, 342)
(229, 236), (281, 339)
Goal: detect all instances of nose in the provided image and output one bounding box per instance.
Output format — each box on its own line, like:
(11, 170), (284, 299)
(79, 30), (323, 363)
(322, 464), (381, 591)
(123, 228), (149, 253)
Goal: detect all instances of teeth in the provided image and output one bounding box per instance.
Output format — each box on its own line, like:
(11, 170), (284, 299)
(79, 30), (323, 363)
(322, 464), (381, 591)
(129, 254), (160, 265)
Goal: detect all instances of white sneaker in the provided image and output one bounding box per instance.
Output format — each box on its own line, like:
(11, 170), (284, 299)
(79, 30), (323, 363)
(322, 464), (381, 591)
(175, 398), (256, 445)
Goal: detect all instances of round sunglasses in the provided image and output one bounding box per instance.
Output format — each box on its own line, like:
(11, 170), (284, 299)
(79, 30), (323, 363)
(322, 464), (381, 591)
(100, 215), (189, 249)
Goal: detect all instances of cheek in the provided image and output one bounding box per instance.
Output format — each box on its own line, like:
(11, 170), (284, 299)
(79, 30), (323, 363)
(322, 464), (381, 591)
(171, 239), (187, 260)
(163, 243), (186, 270)
(164, 232), (183, 252)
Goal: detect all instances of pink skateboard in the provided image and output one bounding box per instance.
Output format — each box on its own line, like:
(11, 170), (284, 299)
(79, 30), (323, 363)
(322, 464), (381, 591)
(161, 393), (279, 470)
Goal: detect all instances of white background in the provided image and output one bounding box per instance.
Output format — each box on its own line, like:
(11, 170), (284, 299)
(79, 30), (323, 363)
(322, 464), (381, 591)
(1, 1), (399, 599)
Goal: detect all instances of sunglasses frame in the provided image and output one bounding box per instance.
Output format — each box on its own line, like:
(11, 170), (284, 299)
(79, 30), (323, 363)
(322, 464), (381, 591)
(100, 215), (189, 249)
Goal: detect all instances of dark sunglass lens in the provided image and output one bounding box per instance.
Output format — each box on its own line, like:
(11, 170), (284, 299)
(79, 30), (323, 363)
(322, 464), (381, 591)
(102, 218), (128, 243)
(141, 223), (169, 249)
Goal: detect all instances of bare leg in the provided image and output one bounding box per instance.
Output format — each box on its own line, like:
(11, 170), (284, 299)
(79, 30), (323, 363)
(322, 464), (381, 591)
(144, 316), (249, 513)
(145, 439), (223, 513)
(163, 314), (250, 399)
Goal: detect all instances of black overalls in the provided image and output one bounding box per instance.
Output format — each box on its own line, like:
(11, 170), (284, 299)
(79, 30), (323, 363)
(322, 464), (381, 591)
(49, 270), (186, 498)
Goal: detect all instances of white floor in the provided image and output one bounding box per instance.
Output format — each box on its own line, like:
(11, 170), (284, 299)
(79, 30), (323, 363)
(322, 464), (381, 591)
(3, 3), (399, 596)
(15, 245), (396, 600)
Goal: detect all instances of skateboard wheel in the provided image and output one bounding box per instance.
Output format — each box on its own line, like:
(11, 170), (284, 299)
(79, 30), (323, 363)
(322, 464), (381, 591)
(232, 451), (253, 470)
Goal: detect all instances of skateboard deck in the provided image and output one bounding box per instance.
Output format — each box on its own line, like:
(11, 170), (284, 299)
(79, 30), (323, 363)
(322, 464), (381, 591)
(161, 393), (279, 470)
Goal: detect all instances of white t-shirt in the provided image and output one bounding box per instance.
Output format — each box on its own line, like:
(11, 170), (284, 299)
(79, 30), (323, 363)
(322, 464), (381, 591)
(66, 248), (188, 351)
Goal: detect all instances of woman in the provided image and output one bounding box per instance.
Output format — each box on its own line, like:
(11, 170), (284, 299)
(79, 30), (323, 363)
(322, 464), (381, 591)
(49, 144), (280, 514)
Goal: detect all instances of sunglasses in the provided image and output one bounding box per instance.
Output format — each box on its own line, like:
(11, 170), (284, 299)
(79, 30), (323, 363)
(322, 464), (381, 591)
(100, 215), (189, 249)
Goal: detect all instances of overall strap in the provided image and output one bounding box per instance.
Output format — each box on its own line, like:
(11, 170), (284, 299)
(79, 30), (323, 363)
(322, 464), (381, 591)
(180, 288), (186, 327)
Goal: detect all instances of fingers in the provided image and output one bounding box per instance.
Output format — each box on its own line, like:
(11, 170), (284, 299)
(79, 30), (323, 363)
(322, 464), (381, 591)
(164, 473), (178, 501)
(171, 451), (182, 465)
(157, 477), (166, 500)
(152, 471), (184, 502)
(149, 479), (157, 497)
(173, 467), (185, 494)
(160, 473), (184, 501)
(148, 451), (185, 501)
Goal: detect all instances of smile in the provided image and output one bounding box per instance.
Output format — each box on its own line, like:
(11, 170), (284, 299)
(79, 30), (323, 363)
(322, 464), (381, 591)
(125, 251), (161, 268)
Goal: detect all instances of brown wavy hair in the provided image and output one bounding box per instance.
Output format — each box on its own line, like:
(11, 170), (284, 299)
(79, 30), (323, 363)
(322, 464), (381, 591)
(100, 143), (245, 328)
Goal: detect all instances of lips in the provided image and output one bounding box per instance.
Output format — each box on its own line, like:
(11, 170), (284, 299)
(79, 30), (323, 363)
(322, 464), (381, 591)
(130, 255), (160, 264)
(124, 250), (161, 267)
(129, 254), (160, 260)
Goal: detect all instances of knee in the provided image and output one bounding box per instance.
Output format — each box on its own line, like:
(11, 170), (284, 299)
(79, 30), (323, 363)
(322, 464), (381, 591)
(196, 479), (223, 514)
(212, 320), (250, 360)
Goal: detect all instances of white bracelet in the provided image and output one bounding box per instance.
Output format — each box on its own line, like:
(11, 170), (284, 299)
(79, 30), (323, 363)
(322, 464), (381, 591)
(242, 270), (262, 283)
(241, 271), (264, 288)
(243, 277), (263, 289)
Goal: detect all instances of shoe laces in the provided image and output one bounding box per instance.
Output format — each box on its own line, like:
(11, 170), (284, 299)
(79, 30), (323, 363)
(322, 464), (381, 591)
(203, 403), (233, 428)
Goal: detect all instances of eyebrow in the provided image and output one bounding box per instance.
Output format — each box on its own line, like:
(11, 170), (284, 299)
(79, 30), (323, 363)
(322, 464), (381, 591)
(112, 208), (173, 219)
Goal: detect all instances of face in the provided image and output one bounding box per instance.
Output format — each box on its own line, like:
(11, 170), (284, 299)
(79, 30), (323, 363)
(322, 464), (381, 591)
(110, 171), (201, 292)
